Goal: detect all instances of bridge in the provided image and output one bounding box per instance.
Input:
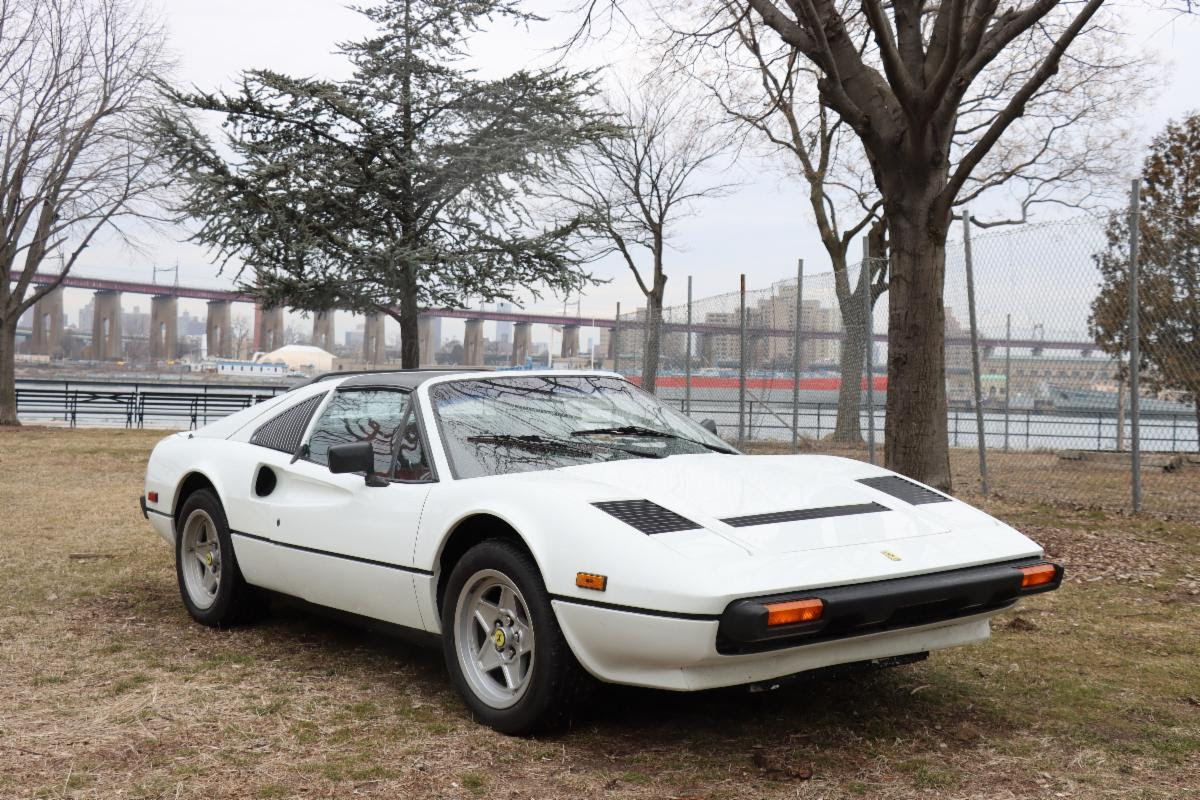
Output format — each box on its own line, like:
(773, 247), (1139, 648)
(10, 269), (1096, 365)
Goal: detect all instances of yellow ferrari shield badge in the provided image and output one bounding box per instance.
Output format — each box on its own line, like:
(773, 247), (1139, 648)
(881, 550), (901, 562)
(493, 628), (506, 649)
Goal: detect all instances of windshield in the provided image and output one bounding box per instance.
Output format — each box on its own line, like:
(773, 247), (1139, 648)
(429, 374), (734, 479)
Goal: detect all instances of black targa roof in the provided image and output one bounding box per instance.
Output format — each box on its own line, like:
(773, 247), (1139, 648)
(294, 368), (487, 392)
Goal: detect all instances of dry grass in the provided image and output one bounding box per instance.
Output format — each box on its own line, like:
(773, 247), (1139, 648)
(1, 426), (1198, 799)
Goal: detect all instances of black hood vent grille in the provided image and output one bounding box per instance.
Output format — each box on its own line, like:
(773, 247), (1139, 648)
(721, 502), (889, 528)
(593, 500), (701, 535)
(857, 475), (951, 505)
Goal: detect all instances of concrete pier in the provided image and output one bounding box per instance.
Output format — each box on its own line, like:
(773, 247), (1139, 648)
(463, 319), (484, 366)
(254, 305), (284, 353)
(312, 311), (334, 351)
(31, 286), (64, 358)
(90, 290), (122, 360)
(418, 317), (436, 366)
(561, 323), (580, 358)
(206, 300), (233, 359)
(363, 313), (386, 364)
(150, 295), (178, 361)
(510, 321), (531, 366)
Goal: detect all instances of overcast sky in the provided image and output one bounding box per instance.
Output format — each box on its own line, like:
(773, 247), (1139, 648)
(65, 1), (1200, 348)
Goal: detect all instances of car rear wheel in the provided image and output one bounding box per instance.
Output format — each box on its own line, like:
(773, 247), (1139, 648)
(175, 489), (267, 626)
(441, 539), (590, 735)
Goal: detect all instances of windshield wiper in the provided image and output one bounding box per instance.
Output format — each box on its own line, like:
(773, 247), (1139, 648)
(571, 424), (736, 454)
(466, 433), (663, 459)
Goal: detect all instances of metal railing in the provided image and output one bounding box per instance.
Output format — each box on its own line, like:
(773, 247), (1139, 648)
(14, 378), (288, 429)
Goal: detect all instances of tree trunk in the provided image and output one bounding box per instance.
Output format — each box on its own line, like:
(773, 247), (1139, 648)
(831, 298), (866, 443)
(0, 316), (19, 426)
(883, 216), (951, 490)
(397, 262), (420, 369)
(641, 289), (664, 394)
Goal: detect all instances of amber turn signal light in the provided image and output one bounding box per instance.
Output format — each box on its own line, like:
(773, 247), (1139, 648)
(1019, 563), (1057, 589)
(576, 572), (607, 591)
(765, 598), (823, 626)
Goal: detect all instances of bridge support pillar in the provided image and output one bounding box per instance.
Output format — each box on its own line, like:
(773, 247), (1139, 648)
(560, 323), (580, 358)
(363, 313), (386, 364)
(463, 318), (484, 366)
(509, 322), (531, 366)
(254, 305), (284, 353)
(90, 290), (122, 360)
(31, 286), (64, 358)
(312, 312), (334, 352)
(150, 295), (178, 361)
(206, 301), (233, 359)
(418, 316), (436, 366)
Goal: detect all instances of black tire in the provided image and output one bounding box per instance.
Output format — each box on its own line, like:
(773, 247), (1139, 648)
(175, 488), (268, 627)
(440, 539), (591, 735)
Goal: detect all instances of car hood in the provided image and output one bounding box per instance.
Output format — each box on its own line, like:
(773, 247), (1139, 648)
(550, 453), (990, 556)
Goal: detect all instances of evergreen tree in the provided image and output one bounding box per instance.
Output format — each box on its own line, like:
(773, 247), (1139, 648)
(156, 0), (611, 366)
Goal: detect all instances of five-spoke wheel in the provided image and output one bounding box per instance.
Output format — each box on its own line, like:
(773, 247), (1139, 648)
(441, 539), (590, 735)
(174, 488), (267, 626)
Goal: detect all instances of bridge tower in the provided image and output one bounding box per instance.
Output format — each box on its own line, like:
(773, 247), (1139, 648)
(560, 324), (580, 358)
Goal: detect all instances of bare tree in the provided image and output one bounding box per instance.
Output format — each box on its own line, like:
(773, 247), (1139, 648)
(570, 0), (1168, 489)
(0, 0), (170, 425)
(670, 1), (1149, 447)
(553, 83), (732, 393)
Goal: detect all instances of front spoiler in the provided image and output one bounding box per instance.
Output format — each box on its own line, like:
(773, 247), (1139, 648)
(717, 558), (1063, 654)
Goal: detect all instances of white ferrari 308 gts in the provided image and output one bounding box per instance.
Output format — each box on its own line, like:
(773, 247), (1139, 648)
(142, 369), (1062, 733)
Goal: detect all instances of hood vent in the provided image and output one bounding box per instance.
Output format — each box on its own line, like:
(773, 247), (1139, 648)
(592, 500), (701, 535)
(721, 502), (889, 528)
(857, 475), (950, 505)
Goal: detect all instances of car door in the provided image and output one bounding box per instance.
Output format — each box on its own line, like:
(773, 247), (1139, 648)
(255, 387), (434, 629)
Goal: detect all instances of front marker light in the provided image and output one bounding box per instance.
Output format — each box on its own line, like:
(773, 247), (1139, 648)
(764, 598), (823, 626)
(1018, 563), (1059, 590)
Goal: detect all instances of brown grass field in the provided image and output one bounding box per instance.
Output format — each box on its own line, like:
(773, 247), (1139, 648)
(1, 426), (1197, 799)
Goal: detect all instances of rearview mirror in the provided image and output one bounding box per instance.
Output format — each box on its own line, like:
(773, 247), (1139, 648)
(327, 441), (387, 486)
(700, 418), (718, 435)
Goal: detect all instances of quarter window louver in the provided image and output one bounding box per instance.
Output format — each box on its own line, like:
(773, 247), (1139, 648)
(250, 394), (326, 454)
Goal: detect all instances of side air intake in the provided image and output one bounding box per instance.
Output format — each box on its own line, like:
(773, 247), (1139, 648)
(857, 475), (950, 505)
(592, 500), (702, 535)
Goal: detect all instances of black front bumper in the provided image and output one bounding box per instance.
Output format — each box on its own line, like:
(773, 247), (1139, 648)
(717, 558), (1063, 654)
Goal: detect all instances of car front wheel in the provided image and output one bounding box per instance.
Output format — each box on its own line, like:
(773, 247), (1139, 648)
(441, 539), (589, 735)
(175, 488), (266, 626)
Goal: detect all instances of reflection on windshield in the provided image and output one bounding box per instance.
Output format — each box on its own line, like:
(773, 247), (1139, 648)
(430, 375), (733, 479)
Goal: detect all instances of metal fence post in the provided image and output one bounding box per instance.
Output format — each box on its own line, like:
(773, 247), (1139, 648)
(962, 209), (989, 495)
(737, 274), (747, 448)
(861, 246), (876, 465)
(792, 259), (803, 452)
(685, 276), (693, 415)
(1128, 179), (1142, 512)
(613, 302), (621, 376)
(1004, 314), (1011, 452)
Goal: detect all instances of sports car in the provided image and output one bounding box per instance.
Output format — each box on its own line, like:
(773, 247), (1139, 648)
(141, 369), (1063, 734)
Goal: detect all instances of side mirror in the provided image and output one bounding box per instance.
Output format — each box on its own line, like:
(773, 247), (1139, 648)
(327, 441), (386, 486)
(700, 418), (719, 435)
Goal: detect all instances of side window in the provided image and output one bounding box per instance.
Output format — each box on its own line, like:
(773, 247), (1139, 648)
(307, 390), (410, 477)
(393, 414), (433, 482)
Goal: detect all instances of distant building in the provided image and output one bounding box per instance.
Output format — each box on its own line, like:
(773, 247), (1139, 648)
(495, 303), (513, 344)
(215, 358), (287, 377)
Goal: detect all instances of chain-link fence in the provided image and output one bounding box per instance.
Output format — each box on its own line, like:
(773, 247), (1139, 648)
(611, 194), (1199, 518)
